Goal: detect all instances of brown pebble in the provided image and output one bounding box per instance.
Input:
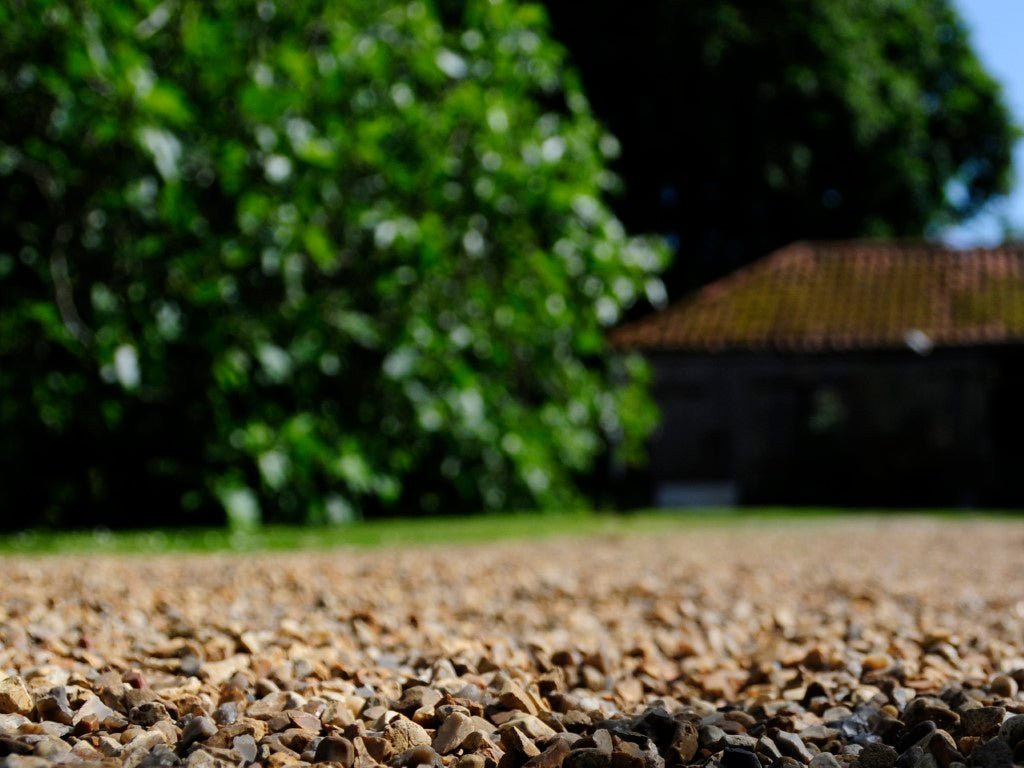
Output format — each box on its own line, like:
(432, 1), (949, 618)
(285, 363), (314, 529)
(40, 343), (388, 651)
(991, 676), (1018, 699)
(0, 677), (33, 716)
(315, 736), (356, 767)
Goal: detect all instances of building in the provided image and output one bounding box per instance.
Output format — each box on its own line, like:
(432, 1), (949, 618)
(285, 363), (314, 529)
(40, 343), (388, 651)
(610, 241), (1024, 508)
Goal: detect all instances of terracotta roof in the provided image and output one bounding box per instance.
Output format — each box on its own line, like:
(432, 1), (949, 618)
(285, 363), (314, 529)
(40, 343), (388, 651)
(610, 240), (1024, 353)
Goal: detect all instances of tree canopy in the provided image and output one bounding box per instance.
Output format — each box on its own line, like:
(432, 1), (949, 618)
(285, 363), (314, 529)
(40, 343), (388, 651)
(543, 0), (1018, 289)
(0, 0), (666, 528)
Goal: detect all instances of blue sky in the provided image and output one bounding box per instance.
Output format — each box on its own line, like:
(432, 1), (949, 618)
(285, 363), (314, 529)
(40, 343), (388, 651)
(945, 1), (1024, 245)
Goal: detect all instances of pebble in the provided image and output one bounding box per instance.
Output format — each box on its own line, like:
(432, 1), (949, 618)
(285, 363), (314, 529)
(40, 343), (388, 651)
(315, 735), (355, 766)
(33, 687), (73, 725)
(233, 733), (259, 762)
(180, 715), (218, 749)
(394, 745), (441, 768)
(960, 709), (1004, 739)
(433, 712), (476, 754)
(0, 678), (33, 716)
(524, 739), (571, 768)
(903, 700), (958, 731)
(774, 731), (814, 764)
(810, 754), (841, 768)
(898, 721), (937, 752)
(566, 748), (613, 768)
(989, 676), (1018, 699)
(499, 680), (540, 716)
(968, 738), (1013, 768)
(387, 717), (433, 752)
(502, 726), (542, 759)
(721, 747), (761, 768)
(997, 715), (1024, 748)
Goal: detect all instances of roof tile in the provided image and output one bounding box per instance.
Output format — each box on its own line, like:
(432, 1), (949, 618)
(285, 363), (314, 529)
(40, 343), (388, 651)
(610, 240), (1024, 352)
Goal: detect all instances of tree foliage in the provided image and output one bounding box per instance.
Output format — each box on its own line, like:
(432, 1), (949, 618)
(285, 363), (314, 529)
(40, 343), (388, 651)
(543, 0), (1018, 289)
(0, 0), (666, 527)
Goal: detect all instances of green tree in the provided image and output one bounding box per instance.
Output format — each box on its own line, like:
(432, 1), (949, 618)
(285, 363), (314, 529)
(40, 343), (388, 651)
(0, 0), (666, 528)
(543, 0), (1018, 289)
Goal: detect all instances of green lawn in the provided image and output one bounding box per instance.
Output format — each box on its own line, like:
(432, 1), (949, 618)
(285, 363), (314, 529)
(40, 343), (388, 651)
(0, 508), (1015, 555)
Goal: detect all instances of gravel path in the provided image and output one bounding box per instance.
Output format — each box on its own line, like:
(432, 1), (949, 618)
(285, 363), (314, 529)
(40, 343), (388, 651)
(1, 519), (1023, 768)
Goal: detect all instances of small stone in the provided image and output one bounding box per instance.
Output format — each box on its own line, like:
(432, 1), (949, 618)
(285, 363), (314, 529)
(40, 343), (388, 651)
(592, 730), (614, 754)
(457, 756), (487, 768)
(433, 712), (476, 754)
(247, 691), (305, 719)
(961, 709), (1004, 739)
(69, 739), (98, 759)
(501, 726), (541, 759)
(386, 717), (432, 752)
(990, 677), (1018, 700)
(503, 715), (558, 741)
(73, 695), (123, 732)
(98, 735), (123, 757)
(0, 678), (33, 716)
(721, 748), (761, 768)
(362, 734), (395, 763)
(524, 739), (571, 768)
(314, 736), (355, 766)
(968, 738), (1013, 768)
(997, 715), (1024, 748)
(123, 670), (149, 689)
(180, 715), (218, 750)
(899, 722), (938, 752)
(775, 731), (814, 764)
(904, 700), (959, 732)
(757, 737), (783, 762)
(810, 754), (841, 768)
(581, 666), (607, 693)
(723, 734), (758, 751)
(185, 749), (226, 768)
(34, 687), (73, 725)
(566, 748), (613, 768)
(959, 737), (981, 757)
(206, 719), (268, 749)
(609, 742), (646, 768)
(0, 712), (30, 732)
(500, 680), (540, 716)
(615, 679), (644, 704)
(394, 745), (441, 768)
(700, 725), (727, 751)
(667, 720), (699, 766)
(396, 687), (443, 714)
(130, 702), (173, 726)
(0, 736), (33, 756)
(461, 730), (501, 754)
(31, 735), (72, 758)
(137, 745), (181, 767)
(213, 703), (239, 726)
(923, 731), (962, 768)
(125, 730), (169, 753)
(800, 726), (841, 746)
(896, 746), (924, 768)
(179, 655), (203, 677)
(233, 734), (258, 763)
(858, 743), (899, 768)
(288, 709), (323, 733)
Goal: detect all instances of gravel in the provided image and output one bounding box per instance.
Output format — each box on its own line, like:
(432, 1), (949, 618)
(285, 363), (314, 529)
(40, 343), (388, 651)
(0, 519), (1023, 767)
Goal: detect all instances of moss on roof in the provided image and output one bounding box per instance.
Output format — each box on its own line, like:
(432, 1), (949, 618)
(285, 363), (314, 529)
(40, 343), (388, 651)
(611, 241), (1024, 352)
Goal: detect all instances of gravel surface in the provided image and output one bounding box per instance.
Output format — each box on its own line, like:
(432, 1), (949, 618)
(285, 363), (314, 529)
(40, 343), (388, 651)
(1, 519), (1023, 768)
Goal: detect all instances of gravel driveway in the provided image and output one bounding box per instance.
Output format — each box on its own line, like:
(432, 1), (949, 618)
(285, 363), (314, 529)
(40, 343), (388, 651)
(1, 518), (1022, 767)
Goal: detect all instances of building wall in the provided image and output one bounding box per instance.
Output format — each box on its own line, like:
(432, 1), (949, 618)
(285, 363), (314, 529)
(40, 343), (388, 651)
(645, 349), (1023, 508)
